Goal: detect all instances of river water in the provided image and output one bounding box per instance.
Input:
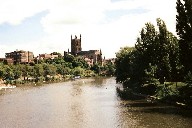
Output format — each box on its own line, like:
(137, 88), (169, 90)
(0, 77), (192, 128)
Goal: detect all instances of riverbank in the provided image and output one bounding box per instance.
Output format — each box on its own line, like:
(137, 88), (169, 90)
(0, 84), (16, 90)
(116, 86), (192, 110)
(0, 79), (16, 90)
(0, 75), (110, 90)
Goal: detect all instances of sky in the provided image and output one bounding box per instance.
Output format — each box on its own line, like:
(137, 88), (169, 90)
(0, 0), (177, 58)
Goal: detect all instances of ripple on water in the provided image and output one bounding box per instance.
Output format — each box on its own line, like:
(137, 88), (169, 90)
(0, 77), (192, 128)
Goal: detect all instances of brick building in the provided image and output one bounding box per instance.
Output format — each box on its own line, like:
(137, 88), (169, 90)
(5, 50), (34, 64)
(38, 53), (58, 60)
(71, 35), (82, 55)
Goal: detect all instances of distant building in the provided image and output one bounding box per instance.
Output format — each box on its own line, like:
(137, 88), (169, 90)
(65, 34), (103, 65)
(38, 53), (52, 60)
(0, 58), (8, 64)
(77, 50), (103, 65)
(71, 35), (82, 55)
(38, 53), (59, 60)
(5, 50), (34, 64)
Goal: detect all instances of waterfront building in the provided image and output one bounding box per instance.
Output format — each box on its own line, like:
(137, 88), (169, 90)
(5, 50), (34, 64)
(65, 34), (103, 65)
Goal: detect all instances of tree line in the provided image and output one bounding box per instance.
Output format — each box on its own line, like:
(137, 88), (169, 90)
(0, 53), (115, 85)
(115, 0), (192, 106)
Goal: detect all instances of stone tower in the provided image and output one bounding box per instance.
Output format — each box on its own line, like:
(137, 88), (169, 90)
(71, 34), (82, 56)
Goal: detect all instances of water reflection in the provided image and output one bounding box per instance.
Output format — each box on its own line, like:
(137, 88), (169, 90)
(0, 77), (192, 128)
(90, 77), (107, 87)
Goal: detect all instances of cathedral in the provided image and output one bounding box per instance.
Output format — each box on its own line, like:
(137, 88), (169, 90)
(65, 34), (103, 65)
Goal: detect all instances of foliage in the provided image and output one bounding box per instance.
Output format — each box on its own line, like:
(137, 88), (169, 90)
(64, 54), (75, 63)
(0, 53), (114, 84)
(103, 62), (115, 76)
(176, 0), (192, 75)
(90, 63), (101, 74)
(72, 67), (85, 76)
(144, 63), (159, 86)
(115, 1), (192, 105)
(178, 72), (192, 103)
(115, 47), (135, 83)
(175, 0), (192, 105)
(115, 18), (180, 95)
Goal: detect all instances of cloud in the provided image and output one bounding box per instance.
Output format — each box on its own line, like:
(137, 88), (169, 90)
(0, 0), (177, 58)
(0, 0), (48, 25)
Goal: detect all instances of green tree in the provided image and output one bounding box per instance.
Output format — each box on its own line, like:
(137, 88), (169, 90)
(115, 18), (179, 94)
(74, 57), (89, 69)
(21, 65), (32, 81)
(64, 54), (75, 63)
(176, 0), (192, 105)
(56, 64), (71, 77)
(176, 0), (192, 75)
(0, 63), (6, 79)
(135, 22), (157, 84)
(155, 18), (172, 83)
(34, 64), (44, 81)
(72, 67), (85, 76)
(103, 62), (115, 76)
(53, 57), (65, 64)
(136, 18), (179, 84)
(12, 64), (22, 79)
(115, 47), (135, 83)
(43, 64), (57, 76)
(4, 65), (14, 80)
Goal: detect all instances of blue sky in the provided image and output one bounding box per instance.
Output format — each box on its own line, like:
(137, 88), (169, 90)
(0, 0), (177, 58)
(0, 12), (47, 44)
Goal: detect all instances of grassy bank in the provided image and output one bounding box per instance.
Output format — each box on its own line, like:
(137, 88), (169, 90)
(116, 82), (192, 109)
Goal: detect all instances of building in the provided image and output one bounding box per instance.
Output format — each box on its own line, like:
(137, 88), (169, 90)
(5, 50), (34, 64)
(0, 58), (9, 64)
(77, 50), (102, 64)
(71, 35), (82, 55)
(66, 34), (103, 65)
(38, 53), (59, 60)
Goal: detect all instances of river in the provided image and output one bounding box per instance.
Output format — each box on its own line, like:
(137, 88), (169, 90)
(0, 77), (192, 128)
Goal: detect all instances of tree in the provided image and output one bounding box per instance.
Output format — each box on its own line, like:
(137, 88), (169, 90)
(43, 64), (57, 77)
(72, 67), (85, 76)
(56, 64), (71, 77)
(12, 64), (22, 79)
(136, 18), (179, 83)
(90, 63), (101, 74)
(34, 64), (44, 80)
(103, 62), (115, 76)
(115, 47), (135, 83)
(176, 0), (192, 105)
(53, 57), (65, 64)
(75, 57), (89, 69)
(0, 63), (6, 79)
(135, 22), (158, 83)
(135, 22), (157, 65)
(115, 18), (179, 94)
(155, 18), (172, 83)
(4, 65), (14, 80)
(64, 54), (75, 63)
(21, 65), (31, 81)
(176, 0), (192, 75)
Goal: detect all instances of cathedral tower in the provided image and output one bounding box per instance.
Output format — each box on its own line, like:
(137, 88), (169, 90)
(71, 34), (82, 56)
